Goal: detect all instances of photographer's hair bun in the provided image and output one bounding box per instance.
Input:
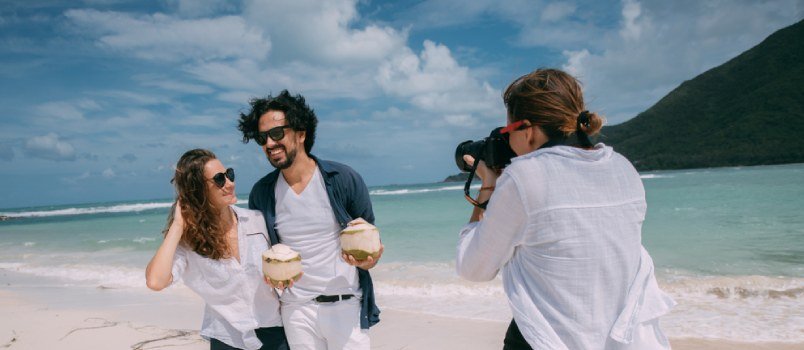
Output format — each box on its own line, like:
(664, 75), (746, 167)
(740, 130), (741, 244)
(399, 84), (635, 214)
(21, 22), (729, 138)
(504, 68), (605, 142)
(576, 111), (604, 137)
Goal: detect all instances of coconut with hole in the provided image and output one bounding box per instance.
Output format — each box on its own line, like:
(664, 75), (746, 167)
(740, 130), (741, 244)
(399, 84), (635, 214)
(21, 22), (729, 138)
(262, 244), (302, 285)
(340, 222), (381, 261)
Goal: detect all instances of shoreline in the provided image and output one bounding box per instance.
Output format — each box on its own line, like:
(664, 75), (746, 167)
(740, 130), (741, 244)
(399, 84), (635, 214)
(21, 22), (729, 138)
(1, 286), (801, 350)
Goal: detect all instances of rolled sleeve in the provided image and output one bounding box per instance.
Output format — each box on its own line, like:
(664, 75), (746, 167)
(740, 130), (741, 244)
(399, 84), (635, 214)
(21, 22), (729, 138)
(456, 172), (527, 282)
(170, 245), (188, 286)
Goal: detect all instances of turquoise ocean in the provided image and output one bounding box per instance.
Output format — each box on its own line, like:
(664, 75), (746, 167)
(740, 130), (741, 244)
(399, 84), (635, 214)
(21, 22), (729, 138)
(1, 164), (802, 342)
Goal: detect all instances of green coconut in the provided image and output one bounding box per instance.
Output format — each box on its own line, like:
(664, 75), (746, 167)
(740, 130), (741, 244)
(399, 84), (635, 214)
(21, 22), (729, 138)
(340, 222), (381, 261)
(262, 244), (303, 285)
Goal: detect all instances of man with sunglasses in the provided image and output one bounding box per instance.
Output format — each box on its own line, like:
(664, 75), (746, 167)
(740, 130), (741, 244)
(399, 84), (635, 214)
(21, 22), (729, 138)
(237, 90), (381, 350)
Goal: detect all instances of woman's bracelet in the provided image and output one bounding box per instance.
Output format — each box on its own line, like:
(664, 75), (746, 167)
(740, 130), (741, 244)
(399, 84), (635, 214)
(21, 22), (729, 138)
(480, 185), (495, 192)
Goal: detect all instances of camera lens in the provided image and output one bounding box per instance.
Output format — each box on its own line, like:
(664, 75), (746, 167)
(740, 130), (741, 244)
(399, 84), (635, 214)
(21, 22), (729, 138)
(455, 140), (485, 172)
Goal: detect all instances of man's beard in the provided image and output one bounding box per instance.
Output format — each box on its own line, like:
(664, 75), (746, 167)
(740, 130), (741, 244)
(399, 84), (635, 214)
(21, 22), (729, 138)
(268, 147), (297, 170)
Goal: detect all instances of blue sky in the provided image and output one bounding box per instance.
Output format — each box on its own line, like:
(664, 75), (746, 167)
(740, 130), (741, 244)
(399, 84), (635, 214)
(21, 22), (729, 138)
(0, 0), (801, 209)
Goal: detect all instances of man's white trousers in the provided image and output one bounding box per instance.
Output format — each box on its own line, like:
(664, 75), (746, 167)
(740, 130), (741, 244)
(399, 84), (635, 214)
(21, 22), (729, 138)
(281, 298), (370, 350)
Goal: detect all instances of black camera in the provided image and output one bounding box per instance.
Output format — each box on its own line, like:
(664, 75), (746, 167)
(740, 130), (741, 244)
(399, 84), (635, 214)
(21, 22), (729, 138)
(454, 127), (517, 208)
(454, 127), (517, 172)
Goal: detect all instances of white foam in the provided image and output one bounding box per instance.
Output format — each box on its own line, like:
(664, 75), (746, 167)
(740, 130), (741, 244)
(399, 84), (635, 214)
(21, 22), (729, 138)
(2, 256), (800, 341)
(370, 185), (479, 196)
(658, 275), (804, 342)
(639, 174), (671, 179)
(373, 263), (804, 341)
(1, 202), (173, 218)
(371, 262), (510, 321)
(0, 262), (144, 288)
(1, 199), (248, 219)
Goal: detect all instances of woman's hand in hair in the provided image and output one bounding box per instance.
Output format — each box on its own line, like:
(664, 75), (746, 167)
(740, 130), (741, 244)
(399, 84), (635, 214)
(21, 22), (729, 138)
(170, 201), (186, 232)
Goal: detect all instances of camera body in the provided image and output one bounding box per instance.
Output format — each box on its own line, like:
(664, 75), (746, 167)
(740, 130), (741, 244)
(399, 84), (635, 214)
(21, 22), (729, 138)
(455, 127), (517, 172)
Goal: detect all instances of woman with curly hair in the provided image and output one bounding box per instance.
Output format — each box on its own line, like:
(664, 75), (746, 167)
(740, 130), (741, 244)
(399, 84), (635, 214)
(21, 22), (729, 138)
(146, 149), (288, 350)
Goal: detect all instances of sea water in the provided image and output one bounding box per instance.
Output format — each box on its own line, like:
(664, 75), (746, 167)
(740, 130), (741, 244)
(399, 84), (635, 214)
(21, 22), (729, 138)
(1, 164), (802, 342)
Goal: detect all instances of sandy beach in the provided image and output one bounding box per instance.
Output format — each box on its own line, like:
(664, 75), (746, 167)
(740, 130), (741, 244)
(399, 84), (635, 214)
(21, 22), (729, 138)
(1, 283), (801, 350)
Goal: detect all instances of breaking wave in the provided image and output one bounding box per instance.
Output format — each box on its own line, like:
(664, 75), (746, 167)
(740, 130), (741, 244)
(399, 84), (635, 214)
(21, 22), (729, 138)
(370, 185), (478, 196)
(1, 200), (248, 219)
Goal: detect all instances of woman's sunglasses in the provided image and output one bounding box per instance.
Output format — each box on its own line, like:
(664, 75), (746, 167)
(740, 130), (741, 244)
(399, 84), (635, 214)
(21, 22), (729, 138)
(255, 125), (293, 146)
(500, 120), (531, 134)
(210, 168), (235, 188)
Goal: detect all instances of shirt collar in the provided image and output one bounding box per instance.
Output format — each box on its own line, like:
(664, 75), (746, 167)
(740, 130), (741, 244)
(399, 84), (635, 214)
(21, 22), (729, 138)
(309, 154), (339, 176)
(230, 205), (263, 236)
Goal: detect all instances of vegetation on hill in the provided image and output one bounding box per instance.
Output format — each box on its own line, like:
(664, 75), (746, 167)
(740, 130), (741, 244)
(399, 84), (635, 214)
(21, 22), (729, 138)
(442, 172), (479, 183)
(601, 19), (804, 170)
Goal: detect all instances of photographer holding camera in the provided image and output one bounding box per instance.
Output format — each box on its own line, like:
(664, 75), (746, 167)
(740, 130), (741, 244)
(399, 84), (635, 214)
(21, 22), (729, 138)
(456, 68), (675, 350)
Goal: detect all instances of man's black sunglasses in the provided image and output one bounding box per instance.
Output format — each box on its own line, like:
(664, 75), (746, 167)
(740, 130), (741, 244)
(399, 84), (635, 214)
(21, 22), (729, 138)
(255, 125), (294, 146)
(210, 168), (235, 188)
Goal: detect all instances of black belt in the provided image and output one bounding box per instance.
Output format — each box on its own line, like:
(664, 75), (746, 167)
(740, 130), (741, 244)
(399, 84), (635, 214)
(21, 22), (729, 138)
(314, 294), (354, 303)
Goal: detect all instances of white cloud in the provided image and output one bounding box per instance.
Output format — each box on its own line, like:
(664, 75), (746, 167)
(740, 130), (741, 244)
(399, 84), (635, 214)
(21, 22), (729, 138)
(541, 2), (577, 22)
(64, 0), (499, 124)
(102, 168), (115, 178)
(377, 41), (501, 118)
(619, 0), (643, 41)
(390, 0), (513, 28)
(242, 0), (407, 65)
(170, 0), (502, 113)
(64, 9), (270, 62)
(442, 114), (477, 127)
(62, 171), (91, 184)
(185, 59), (264, 91)
(24, 133), (76, 161)
(96, 90), (172, 106)
(136, 76), (214, 94)
(101, 109), (157, 129)
(394, 0), (603, 50)
(179, 115), (222, 128)
(167, 0), (238, 18)
(188, 59), (380, 100)
(35, 99), (100, 122)
(562, 49), (590, 77)
(378, 42), (468, 97)
(561, 0), (803, 124)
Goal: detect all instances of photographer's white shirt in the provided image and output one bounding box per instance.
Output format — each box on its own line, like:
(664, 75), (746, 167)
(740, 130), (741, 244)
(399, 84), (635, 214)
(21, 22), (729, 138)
(171, 205), (282, 350)
(457, 144), (675, 350)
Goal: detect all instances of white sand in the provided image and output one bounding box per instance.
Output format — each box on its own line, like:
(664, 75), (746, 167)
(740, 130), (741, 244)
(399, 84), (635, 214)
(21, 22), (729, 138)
(1, 286), (801, 350)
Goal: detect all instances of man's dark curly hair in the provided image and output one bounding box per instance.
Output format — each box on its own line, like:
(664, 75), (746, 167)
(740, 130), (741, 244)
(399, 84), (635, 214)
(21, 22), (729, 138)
(237, 90), (318, 154)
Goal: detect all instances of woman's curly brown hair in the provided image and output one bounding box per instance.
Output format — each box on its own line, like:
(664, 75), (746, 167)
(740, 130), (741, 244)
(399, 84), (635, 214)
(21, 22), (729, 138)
(164, 149), (231, 260)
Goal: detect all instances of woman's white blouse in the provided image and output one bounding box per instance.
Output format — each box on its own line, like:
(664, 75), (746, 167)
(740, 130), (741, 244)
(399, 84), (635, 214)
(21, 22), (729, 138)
(171, 205), (282, 350)
(457, 144), (675, 350)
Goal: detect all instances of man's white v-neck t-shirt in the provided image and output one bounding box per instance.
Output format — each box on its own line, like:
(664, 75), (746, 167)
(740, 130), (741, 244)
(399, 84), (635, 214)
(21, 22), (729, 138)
(274, 167), (360, 304)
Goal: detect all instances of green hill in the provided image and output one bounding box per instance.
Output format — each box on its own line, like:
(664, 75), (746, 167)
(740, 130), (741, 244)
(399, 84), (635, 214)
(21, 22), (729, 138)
(601, 19), (804, 170)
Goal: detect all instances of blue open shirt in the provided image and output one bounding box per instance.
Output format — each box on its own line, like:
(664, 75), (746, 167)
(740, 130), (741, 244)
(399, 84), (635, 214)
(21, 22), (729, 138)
(248, 155), (380, 329)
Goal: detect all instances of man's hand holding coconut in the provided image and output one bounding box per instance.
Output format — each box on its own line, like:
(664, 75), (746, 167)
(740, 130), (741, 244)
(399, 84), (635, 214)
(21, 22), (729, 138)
(262, 244), (304, 290)
(340, 217), (384, 270)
